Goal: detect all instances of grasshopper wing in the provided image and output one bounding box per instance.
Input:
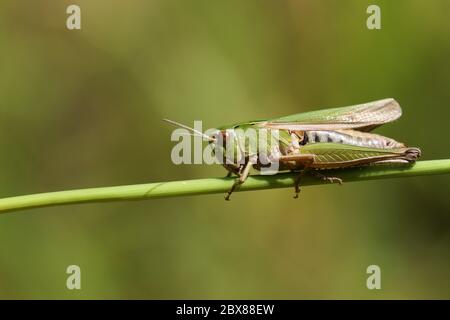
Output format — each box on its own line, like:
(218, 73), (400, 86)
(262, 98), (401, 131)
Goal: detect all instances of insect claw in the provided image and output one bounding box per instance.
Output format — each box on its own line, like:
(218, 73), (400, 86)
(293, 171), (304, 199)
(224, 179), (240, 201)
(327, 177), (343, 185)
(310, 171), (343, 186)
(293, 184), (301, 199)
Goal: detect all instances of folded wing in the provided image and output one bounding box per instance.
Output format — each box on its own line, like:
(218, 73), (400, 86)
(262, 98), (402, 131)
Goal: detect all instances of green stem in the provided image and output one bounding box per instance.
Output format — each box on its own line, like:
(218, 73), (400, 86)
(0, 160), (449, 214)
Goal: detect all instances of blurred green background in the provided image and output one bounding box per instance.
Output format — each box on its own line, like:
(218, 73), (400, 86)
(0, 0), (449, 299)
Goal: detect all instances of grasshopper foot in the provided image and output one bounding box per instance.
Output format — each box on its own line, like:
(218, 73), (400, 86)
(326, 176), (343, 185)
(293, 171), (304, 199)
(225, 180), (243, 201)
(311, 171), (343, 185)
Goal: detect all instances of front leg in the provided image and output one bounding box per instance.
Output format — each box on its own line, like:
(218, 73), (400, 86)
(224, 157), (255, 201)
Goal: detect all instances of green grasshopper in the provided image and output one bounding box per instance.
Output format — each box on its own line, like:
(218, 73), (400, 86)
(165, 98), (421, 200)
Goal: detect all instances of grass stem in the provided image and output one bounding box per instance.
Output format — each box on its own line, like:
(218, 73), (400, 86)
(0, 159), (449, 213)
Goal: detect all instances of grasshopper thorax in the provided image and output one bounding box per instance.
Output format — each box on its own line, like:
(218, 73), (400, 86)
(209, 124), (291, 173)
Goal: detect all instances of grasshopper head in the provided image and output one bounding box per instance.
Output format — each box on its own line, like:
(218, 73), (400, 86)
(209, 129), (243, 174)
(163, 119), (248, 174)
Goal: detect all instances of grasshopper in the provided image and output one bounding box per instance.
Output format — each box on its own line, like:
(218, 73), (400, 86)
(165, 98), (421, 200)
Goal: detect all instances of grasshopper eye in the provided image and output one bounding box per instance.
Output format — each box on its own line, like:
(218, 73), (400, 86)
(209, 131), (220, 142)
(222, 130), (234, 139)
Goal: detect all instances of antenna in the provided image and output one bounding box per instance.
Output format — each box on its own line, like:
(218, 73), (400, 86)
(163, 119), (215, 142)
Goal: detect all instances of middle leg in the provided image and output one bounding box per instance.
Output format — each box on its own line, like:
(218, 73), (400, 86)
(278, 154), (315, 199)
